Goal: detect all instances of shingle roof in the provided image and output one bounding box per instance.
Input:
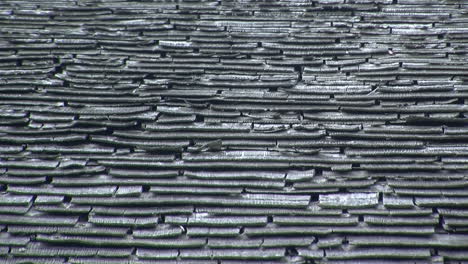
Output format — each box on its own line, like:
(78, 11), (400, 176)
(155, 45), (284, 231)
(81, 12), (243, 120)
(0, 0), (468, 263)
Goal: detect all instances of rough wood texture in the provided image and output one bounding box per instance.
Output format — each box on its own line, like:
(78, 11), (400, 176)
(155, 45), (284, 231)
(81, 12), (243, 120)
(0, 0), (467, 263)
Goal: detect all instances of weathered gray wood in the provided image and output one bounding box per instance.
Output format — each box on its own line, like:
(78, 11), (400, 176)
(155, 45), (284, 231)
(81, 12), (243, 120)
(319, 193), (379, 209)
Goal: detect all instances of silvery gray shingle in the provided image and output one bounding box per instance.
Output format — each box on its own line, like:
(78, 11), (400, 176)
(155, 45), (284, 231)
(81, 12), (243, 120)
(207, 238), (263, 248)
(8, 186), (117, 197)
(325, 248), (431, 260)
(364, 215), (439, 226)
(91, 206), (193, 216)
(273, 216), (359, 226)
(350, 234), (468, 248)
(133, 227), (183, 239)
(151, 186), (242, 195)
(210, 248), (284, 260)
(136, 249), (179, 260)
(36, 234), (206, 248)
(319, 193), (379, 209)
(187, 227), (240, 237)
(0, 215), (77, 226)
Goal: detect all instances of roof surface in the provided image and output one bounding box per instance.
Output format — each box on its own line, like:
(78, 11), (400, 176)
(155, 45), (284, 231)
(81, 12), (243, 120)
(0, 0), (468, 263)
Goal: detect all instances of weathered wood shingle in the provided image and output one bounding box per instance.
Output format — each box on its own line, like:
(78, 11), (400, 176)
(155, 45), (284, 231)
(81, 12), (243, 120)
(0, 0), (466, 263)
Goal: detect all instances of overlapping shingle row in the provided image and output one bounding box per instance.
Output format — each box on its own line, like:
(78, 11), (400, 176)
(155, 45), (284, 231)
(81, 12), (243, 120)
(0, 0), (467, 263)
